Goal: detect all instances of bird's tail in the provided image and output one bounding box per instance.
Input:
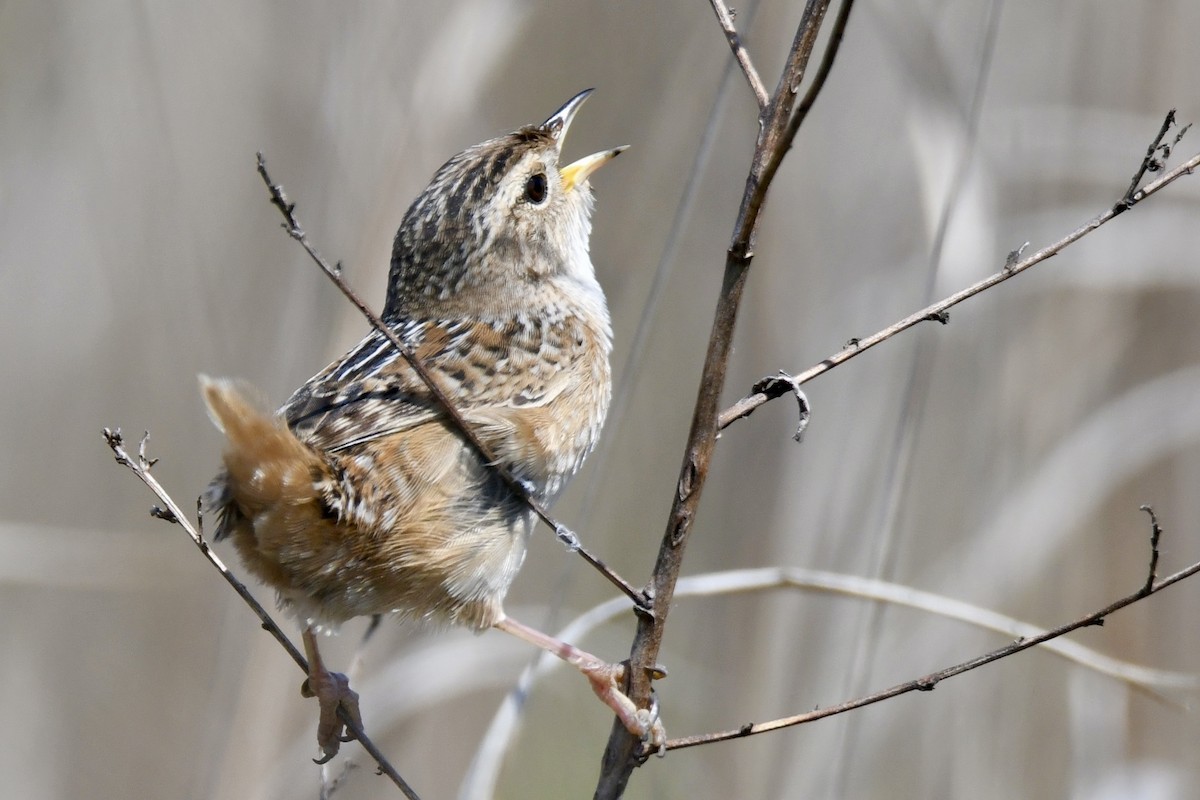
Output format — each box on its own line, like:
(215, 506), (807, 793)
(199, 375), (328, 536)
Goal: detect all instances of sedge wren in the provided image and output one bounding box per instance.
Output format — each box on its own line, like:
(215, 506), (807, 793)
(201, 90), (663, 760)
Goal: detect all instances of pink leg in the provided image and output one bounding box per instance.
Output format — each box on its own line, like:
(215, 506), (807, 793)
(494, 615), (665, 750)
(301, 626), (363, 763)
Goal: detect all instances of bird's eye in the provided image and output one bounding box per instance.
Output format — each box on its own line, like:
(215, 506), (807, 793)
(524, 172), (548, 204)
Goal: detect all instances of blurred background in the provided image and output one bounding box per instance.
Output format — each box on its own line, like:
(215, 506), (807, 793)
(4, 1), (1200, 797)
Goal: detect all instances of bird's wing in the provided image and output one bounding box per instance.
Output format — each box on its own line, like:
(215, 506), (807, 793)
(281, 316), (574, 454)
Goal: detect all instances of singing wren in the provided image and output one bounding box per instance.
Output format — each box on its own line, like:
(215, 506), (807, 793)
(202, 90), (663, 760)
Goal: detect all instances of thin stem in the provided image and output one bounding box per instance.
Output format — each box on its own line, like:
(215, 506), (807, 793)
(708, 0), (769, 109)
(784, 0), (856, 160)
(1120, 109), (1176, 208)
(1140, 505), (1162, 596)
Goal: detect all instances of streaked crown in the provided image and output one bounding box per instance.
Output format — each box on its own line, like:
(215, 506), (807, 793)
(384, 90), (625, 319)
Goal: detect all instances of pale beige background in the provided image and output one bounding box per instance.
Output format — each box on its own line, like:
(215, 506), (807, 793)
(4, 1), (1200, 798)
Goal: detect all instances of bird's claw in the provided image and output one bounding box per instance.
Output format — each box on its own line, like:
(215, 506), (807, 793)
(584, 660), (667, 755)
(301, 669), (361, 762)
(635, 698), (668, 758)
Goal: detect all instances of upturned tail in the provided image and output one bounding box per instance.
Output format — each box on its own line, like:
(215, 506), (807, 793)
(199, 375), (328, 541)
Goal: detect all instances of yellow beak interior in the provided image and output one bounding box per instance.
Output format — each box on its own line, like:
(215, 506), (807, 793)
(560, 146), (629, 192)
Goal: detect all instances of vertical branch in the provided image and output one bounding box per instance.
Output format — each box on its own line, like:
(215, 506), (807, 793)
(593, 1), (843, 796)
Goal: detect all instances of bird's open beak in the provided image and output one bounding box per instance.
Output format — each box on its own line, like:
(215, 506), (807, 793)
(542, 90), (629, 192)
(560, 146), (629, 192)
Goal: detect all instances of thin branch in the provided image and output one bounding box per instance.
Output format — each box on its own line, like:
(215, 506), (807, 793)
(666, 546), (1200, 751)
(102, 428), (422, 800)
(254, 154), (642, 607)
(707, 0), (769, 109)
(1120, 109), (1176, 208)
(595, 2), (839, 795)
(1140, 505), (1162, 596)
(718, 148), (1200, 430)
(733, 0), (835, 249)
(781, 0), (856, 162)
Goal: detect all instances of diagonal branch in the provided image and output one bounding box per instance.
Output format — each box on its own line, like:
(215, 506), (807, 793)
(707, 0), (769, 109)
(254, 154), (642, 607)
(718, 148), (1200, 430)
(102, 428), (422, 800)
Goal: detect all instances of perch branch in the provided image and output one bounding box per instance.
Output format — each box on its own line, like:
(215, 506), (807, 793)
(101, 428), (421, 799)
(254, 154), (641, 606)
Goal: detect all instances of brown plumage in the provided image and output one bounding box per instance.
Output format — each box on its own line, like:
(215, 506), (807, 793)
(202, 90), (663, 760)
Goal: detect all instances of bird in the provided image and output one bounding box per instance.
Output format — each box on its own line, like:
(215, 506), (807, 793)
(200, 89), (664, 761)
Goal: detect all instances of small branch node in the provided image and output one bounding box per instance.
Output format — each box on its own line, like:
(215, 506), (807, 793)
(149, 504), (178, 523)
(554, 524), (581, 552)
(1004, 241), (1030, 271)
(922, 310), (950, 325)
(752, 371), (811, 442)
(137, 431), (158, 469)
(633, 587), (657, 621)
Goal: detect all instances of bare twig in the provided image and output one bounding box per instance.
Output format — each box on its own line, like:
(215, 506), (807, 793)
(718, 148), (1200, 430)
(102, 428), (422, 800)
(594, 2), (840, 795)
(1120, 109), (1176, 208)
(782, 0), (856, 161)
(707, 0), (769, 109)
(666, 546), (1200, 750)
(1140, 505), (1162, 595)
(254, 154), (642, 607)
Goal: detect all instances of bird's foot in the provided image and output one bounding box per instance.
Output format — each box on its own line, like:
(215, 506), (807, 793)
(301, 668), (361, 763)
(580, 660), (667, 756)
